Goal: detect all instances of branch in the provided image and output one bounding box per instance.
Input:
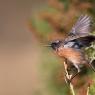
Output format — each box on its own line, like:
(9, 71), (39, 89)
(63, 61), (76, 95)
(86, 84), (90, 95)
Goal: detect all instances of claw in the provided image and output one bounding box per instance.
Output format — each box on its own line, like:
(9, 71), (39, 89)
(65, 76), (71, 84)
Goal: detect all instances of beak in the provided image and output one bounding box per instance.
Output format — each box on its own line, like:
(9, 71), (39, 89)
(43, 44), (51, 47)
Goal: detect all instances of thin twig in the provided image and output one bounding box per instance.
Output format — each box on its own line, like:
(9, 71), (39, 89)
(63, 61), (76, 95)
(70, 83), (76, 95)
(86, 84), (90, 95)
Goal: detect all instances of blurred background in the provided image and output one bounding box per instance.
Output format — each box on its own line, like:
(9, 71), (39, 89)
(0, 0), (47, 95)
(0, 0), (95, 95)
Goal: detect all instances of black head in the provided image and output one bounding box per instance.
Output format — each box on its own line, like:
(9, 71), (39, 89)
(49, 40), (63, 50)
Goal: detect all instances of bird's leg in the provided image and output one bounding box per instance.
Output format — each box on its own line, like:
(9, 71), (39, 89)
(75, 64), (81, 73)
(70, 64), (81, 82)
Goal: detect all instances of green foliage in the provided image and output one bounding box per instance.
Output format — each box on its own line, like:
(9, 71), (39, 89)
(85, 32), (95, 61)
(31, 16), (53, 38)
(38, 48), (69, 95)
(89, 84), (95, 95)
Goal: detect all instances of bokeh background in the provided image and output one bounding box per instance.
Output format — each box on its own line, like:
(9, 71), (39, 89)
(0, 0), (95, 95)
(0, 0), (47, 95)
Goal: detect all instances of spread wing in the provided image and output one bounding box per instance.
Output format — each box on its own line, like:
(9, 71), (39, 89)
(69, 14), (92, 36)
(64, 15), (95, 48)
(65, 15), (92, 42)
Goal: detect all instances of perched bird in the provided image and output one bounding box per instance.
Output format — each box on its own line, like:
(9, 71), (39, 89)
(47, 15), (95, 81)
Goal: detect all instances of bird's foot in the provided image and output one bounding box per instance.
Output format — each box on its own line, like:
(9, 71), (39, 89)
(64, 76), (71, 84)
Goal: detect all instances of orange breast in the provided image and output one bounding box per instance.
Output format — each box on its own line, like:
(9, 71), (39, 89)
(57, 47), (84, 64)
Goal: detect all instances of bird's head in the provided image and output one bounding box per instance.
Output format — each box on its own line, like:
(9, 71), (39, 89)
(46, 40), (63, 50)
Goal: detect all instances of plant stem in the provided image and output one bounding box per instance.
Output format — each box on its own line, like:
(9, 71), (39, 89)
(63, 61), (76, 95)
(87, 85), (90, 95)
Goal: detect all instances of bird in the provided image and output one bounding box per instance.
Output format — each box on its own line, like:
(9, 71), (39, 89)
(46, 15), (95, 81)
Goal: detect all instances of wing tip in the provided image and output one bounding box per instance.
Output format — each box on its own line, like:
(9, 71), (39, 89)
(78, 14), (92, 23)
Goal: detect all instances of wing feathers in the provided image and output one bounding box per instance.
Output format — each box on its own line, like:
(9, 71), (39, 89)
(70, 15), (92, 36)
